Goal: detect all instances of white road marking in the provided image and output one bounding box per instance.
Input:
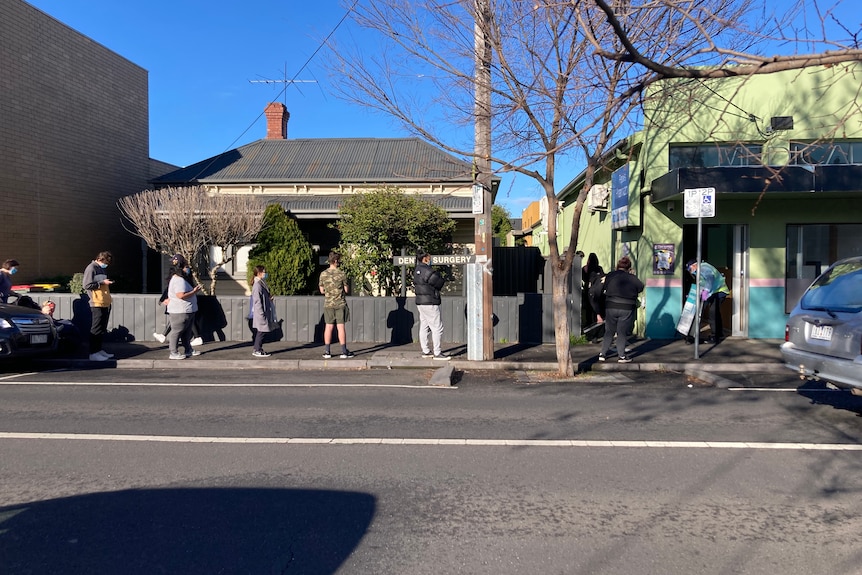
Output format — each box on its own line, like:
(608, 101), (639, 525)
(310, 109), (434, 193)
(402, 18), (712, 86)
(727, 387), (835, 392)
(0, 432), (858, 450)
(0, 373), (39, 381)
(0, 381), (454, 389)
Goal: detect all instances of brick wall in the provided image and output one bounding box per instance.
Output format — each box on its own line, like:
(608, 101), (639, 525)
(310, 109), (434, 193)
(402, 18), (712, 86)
(0, 0), (150, 290)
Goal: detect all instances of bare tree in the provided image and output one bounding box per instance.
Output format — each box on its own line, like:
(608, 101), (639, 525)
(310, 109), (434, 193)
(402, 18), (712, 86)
(328, 0), (860, 375)
(118, 186), (265, 294)
(203, 192), (267, 294)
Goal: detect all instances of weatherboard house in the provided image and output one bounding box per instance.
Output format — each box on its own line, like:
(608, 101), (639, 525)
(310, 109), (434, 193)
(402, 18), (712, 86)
(151, 102), (490, 294)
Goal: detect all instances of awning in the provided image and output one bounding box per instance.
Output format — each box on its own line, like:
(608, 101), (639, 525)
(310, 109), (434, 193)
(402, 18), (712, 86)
(650, 165), (862, 203)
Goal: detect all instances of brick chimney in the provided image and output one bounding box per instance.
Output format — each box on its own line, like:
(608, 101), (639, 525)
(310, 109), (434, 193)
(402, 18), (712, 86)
(264, 102), (289, 139)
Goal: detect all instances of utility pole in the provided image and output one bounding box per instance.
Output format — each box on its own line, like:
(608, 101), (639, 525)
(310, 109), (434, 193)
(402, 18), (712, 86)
(470, 0), (494, 360)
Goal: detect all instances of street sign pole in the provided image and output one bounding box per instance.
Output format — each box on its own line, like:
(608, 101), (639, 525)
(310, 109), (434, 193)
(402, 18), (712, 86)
(683, 187), (716, 360)
(694, 215), (703, 359)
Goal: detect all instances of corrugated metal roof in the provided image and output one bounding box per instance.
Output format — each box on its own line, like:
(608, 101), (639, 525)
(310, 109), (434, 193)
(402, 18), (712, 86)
(151, 138), (478, 185)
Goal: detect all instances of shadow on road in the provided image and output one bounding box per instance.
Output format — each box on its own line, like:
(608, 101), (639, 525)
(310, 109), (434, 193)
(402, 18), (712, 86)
(797, 381), (862, 416)
(0, 487), (376, 574)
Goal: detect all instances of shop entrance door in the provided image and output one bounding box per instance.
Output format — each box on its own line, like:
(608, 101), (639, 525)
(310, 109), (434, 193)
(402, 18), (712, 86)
(682, 223), (749, 338)
(731, 224), (749, 337)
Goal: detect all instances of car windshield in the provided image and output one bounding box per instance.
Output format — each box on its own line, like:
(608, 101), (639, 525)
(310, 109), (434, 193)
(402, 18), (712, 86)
(800, 260), (862, 313)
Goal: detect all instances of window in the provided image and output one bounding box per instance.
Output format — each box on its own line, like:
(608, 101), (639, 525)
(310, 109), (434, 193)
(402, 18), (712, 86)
(669, 143), (763, 170)
(790, 141), (862, 165)
(785, 224), (862, 312)
(801, 260), (862, 313)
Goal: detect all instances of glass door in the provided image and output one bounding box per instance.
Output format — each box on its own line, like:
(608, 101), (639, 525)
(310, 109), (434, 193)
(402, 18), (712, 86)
(732, 225), (749, 337)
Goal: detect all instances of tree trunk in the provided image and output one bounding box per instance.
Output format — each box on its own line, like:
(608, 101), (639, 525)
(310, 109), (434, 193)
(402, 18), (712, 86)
(208, 266), (219, 296)
(551, 266), (574, 376)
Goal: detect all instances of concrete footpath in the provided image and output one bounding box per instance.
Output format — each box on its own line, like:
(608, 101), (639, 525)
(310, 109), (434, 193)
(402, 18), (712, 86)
(18, 337), (788, 378)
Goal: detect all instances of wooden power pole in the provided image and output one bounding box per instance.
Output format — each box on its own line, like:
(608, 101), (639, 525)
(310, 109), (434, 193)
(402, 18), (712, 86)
(471, 0), (494, 360)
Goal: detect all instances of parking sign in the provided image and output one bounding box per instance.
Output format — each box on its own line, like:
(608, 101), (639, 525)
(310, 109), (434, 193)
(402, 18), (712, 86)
(683, 187), (715, 218)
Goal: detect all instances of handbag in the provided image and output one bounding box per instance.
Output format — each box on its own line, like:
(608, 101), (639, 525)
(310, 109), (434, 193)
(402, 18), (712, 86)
(267, 303), (279, 332)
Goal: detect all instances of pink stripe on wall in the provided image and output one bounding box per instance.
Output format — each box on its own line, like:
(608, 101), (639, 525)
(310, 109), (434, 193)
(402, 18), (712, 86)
(646, 278), (682, 288)
(749, 278), (785, 288)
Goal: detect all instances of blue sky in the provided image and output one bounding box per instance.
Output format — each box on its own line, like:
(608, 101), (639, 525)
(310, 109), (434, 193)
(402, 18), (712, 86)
(24, 0), (858, 217)
(24, 0), (545, 214)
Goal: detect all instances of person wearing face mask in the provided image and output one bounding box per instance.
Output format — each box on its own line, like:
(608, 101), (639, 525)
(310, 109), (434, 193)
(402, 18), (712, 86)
(0, 259), (20, 304)
(250, 265), (274, 357)
(167, 254), (202, 360)
(83, 251), (114, 361)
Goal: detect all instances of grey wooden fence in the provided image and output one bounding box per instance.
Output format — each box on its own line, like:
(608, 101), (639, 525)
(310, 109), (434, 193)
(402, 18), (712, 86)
(31, 292), (577, 345)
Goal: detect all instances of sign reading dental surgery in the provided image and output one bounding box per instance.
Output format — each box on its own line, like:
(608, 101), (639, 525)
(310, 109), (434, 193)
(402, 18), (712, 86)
(392, 255), (477, 266)
(611, 164), (630, 229)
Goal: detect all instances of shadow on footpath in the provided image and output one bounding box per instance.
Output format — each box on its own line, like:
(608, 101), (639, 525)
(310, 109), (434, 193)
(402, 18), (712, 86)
(0, 487), (376, 574)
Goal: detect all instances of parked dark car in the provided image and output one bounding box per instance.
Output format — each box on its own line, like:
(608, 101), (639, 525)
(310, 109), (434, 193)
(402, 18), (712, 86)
(0, 303), (58, 359)
(781, 256), (862, 394)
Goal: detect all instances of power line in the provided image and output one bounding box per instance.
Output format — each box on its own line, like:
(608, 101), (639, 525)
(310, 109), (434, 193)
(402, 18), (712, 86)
(189, 2), (359, 181)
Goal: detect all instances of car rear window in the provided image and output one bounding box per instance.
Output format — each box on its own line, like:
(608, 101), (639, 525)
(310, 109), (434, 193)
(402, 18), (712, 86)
(801, 260), (862, 312)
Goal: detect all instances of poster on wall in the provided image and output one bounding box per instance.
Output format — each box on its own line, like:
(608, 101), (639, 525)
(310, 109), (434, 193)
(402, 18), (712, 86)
(653, 243), (675, 275)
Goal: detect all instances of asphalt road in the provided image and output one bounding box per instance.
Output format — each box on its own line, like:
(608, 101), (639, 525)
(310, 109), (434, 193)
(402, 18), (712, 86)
(0, 367), (860, 574)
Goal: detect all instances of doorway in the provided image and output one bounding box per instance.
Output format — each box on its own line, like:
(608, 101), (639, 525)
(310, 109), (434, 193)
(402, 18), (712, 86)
(682, 223), (749, 337)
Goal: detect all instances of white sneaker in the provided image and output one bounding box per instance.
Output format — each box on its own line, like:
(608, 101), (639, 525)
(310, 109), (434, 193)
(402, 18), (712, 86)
(153, 333), (166, 343)
(421, 352), (434, 359)
(99, 350), (115, 359)
(433, 354), (451, 361)
(89, 352), (109, 361)
(190, 337), (203, 347)
(169, 352), (186, 360)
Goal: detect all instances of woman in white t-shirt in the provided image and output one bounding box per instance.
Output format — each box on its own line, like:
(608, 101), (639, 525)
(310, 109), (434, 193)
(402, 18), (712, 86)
(167, 254), (201, 360)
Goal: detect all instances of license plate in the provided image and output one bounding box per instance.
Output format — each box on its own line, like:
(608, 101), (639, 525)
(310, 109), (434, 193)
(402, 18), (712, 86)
(811, 325), (833, 341)
(30, 334), (48, 344)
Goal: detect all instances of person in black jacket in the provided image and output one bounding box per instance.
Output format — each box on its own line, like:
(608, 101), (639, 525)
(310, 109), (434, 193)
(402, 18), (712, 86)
(582, 252), (605, 326)
(597, 256), (643, 363)
(414, 251), (450, 360)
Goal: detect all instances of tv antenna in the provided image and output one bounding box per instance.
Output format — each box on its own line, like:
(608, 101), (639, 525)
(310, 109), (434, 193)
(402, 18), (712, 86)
(249, 63), (317, 106)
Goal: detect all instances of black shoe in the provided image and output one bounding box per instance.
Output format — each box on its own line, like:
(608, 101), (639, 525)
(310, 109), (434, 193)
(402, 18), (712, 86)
(706, 336), (721, 344)
(685, 336), (695, 344)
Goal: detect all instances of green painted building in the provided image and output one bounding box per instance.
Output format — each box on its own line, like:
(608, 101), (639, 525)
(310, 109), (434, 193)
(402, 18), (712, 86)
(537, 63), (862, 340)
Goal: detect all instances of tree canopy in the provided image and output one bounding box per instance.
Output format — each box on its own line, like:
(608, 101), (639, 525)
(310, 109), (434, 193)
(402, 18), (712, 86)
(247, 205), (316, 296)
(336, 187), (455, 296)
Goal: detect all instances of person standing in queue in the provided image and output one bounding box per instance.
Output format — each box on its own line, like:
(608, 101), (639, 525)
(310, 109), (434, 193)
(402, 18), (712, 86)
(414, 250), (450, 360)
(167, 254), (201, 360)
(319, 251), (353, 359)
(0, 259), (20, 304)
(83, 251), (114, 361)
(597, 256), (643, 363)
(251, 265), (274, 358)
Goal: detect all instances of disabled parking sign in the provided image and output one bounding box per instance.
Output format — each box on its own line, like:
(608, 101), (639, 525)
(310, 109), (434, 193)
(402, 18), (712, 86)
(684, 187), (715, 218)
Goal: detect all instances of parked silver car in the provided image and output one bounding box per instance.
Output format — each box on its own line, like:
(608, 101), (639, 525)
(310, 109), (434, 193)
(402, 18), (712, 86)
(781, 256), (862, 393)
